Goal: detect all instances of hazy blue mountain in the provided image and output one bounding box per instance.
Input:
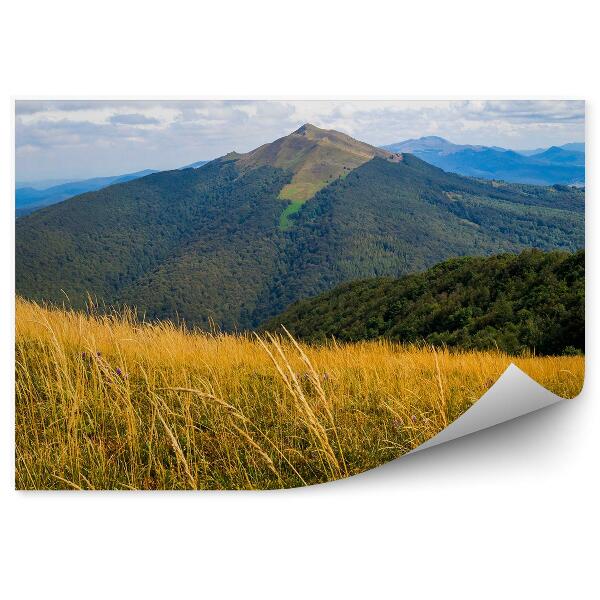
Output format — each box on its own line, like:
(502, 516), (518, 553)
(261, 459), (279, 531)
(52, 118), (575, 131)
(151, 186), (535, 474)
(180, 160), (209, 169)
(518, 147), (548, 156)
(16, 177), (84, 190)
(519, 142), (585, 156)
(384, 136), (487, 157)
(529, 146), (585, 166)
(16, 169), (158, 217)
(16, 160), (213, 218)
(560, 142), (585, 153)
(382, 137), (585, 186)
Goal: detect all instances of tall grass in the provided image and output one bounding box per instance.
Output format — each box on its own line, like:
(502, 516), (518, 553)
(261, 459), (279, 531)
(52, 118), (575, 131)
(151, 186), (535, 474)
(15, 298), (584, 490)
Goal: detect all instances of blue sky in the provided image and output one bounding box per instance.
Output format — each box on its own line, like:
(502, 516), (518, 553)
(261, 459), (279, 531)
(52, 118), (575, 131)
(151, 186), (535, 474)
(15, 100), (585, 182)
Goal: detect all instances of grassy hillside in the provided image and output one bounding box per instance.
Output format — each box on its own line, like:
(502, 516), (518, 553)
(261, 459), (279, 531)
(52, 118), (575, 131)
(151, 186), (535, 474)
(16, 126), (584, 330)
(263, 249), (584, 355)
(16, 298), (584, 490)
(239, 123), (394, 202)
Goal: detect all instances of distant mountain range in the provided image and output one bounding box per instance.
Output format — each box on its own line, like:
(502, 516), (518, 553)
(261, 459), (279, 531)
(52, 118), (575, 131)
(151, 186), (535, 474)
(519, 142), (584, 156)
(15, 169), (158, 217)
(382, 137), (585, 186)
(16, 124), (584, 331)
(15, 160), (210, 217)
(16, 134), (584, 219)
(180, 160), (210, 170)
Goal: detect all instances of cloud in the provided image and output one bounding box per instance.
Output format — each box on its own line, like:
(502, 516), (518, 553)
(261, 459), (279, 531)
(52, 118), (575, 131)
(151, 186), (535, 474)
(16, 118), (147, 150)
(458, 100), (584, 124)
(15, 100), (585, 181)
(16, 100), (98, 115)
(109, 113), (160, 125)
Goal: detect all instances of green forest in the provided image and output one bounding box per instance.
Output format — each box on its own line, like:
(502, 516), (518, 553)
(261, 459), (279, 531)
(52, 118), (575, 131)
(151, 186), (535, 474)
(16, 147), (584, 332)
(263, 249), (584, 355)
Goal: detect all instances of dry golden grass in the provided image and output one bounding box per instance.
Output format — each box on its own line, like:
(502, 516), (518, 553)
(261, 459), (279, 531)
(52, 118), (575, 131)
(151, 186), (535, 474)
(15, 297), (584, 490)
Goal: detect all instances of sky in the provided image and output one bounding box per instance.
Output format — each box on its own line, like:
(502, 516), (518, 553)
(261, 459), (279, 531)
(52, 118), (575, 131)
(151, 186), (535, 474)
(15, 100), (585, 183)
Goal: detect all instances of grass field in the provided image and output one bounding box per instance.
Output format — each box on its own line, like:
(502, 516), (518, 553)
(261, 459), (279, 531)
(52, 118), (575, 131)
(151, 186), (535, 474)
(15, 297), (584, 490)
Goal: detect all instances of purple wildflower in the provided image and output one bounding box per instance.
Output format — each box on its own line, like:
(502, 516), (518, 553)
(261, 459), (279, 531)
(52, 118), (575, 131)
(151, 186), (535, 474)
(116, 367), (122, 376)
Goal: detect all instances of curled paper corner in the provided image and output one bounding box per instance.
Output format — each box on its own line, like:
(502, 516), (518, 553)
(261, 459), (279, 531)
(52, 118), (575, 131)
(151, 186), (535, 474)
(410, 363), (568, 454)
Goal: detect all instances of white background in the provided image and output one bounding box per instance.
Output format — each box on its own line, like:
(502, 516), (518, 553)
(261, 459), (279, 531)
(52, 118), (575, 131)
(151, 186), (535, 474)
(1, 1), (598, 598)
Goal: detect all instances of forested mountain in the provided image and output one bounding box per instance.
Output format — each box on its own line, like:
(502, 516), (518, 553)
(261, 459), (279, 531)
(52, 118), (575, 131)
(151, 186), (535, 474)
(16, 124), (584, 330)
(15, 169), (158, 217)
(382, 136), (585, 185)
(263, 250), (584, 355)
(16, 161), (209, 218)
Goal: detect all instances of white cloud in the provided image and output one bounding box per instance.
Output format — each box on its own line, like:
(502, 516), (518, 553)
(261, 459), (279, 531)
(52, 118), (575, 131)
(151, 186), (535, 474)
(15, 100), (585, 181)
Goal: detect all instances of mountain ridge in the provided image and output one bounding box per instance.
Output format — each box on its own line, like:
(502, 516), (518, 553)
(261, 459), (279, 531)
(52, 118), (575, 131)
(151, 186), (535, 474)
(382, 136), (584, 185)
(15, 169), (158, 217)
(16, 161), (211, 218)
(262, 249), (584, 355)
(16, 124), (584, 330)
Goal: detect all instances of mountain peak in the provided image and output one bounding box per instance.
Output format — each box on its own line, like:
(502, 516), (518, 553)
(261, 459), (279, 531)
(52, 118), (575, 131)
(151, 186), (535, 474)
(383, 135), (489, 156)
(420, 135), (449, 142)
(293, 123), (320, 135)
(235, 125), (395, 202)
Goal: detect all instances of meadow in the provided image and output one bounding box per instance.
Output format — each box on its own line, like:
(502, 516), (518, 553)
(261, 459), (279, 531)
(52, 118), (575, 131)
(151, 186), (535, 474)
(15, 298), (584, 490)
